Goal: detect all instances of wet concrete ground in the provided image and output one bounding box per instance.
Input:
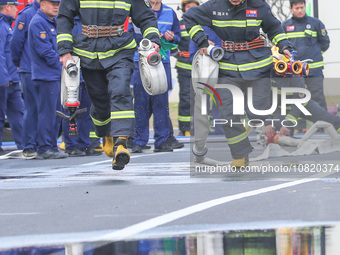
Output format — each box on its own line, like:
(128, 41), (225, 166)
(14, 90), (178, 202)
(0, 135), (340, 252)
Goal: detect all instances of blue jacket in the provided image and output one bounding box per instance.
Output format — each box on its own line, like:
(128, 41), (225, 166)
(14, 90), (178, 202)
(183, 0), (292, 79)
(0, 13), (20, 86)
(28, 9), (61, 81)
(11, 0), (40, 73)
(189, 26), (222, 62)
(282, 15), (330, 76)
(131, 3), (181, 63)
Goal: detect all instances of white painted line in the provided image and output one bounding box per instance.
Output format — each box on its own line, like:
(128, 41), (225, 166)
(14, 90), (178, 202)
(95, 172), (331, 242)
(0, 212), (40, 216)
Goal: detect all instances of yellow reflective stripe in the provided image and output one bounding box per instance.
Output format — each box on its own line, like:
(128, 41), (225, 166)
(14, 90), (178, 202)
(189, 25), (204, 39)
(219, 57), (272, 72)
(309, 61), (324, 69)
(246, 19), (262, 26)
(111, 111), (135, 119)
(238, 56), (273, 71)
(91, 115), (111, 126)
(304, 29), (317, 37)
(275, 87), (294, 96)
(272, 33), (288, 45)
(57, 34), (73, 43)
(285, 114), (297, 124)
(73, 47), (98, 59)
(218, 62), (238, 71)
(181, 30), (189, 37)
(286, 30), (317, 38)
(115, 1), (131, 11)
(337, 127), (340, 134)
(176, 61), (192, 70)
(80, 1), (114, 8)
(227, 131), (248, 145)
(212, 20), (246, 27)
(89, 131), (99, 138)
(178, 115), (191, 122)
(73, 39), (137, 60)
(97, 39), (136, 59)
(143, 27), (160, 37)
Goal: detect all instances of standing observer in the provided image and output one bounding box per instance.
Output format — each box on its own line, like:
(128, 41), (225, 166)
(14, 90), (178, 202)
(184, 0), (293, 167)
(28, 0), (68, 159)
(11, 0), (40, 158)
(0, 0), (24, 155)
(283, 0), (330, 110)
(56, 0), (161, 170)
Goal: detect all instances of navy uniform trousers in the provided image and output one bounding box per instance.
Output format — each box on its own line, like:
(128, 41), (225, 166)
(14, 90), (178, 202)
(132, 62), (171, 148)
(0, 83), (24, 150)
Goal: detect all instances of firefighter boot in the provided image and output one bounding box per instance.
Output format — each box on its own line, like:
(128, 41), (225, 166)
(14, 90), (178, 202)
(231, 155), (249, 168)
(112, 137), (130, 170)
(103, 136), (114, 157)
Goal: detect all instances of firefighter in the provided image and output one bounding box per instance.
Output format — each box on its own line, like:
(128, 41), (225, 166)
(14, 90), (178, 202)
(28, 0), (68, 159)
(175, 0), (199, 137)
(0, 0), (24, 155)
(56, 0), (161, 170)
(183, 0), (293, 167)
(129, 0), (181, 153)
(283, 0), (330, 110)
(11, 0), (40, 158)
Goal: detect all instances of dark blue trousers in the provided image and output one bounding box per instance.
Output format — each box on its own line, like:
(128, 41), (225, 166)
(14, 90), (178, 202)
(0, 83), (24, 149)
(132, 62), (171, 148)
(21, 72), (38, 151)
(34, 80), (61, 154)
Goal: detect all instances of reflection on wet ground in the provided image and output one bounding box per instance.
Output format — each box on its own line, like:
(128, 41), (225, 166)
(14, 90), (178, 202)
(2, 224), (339, 254)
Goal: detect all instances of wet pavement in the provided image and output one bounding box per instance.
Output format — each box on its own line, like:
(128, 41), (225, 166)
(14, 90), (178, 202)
(1, 135), (340, 254)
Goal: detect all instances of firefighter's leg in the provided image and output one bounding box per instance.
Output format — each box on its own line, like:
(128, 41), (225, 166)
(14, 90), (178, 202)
(82, 68), (111, 138)
(178, 72), (192, 135)
(106, 59), (135, 170)
(305, 75), (327, 110)
(218, 78), (252, 167)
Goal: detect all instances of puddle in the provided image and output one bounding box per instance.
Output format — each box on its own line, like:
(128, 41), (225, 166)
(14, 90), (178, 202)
(1, 224), (340, 254)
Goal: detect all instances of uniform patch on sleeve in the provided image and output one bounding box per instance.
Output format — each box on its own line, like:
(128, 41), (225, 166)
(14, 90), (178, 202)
(246, 10), (257, 17)
(18, 22), (25, 30)
(286, 25), (295, 32)
(321, 29), (327, 36)
(144, 0), (150, 8)
(40, 31), (47, 39)
(180, 24), (186, 30)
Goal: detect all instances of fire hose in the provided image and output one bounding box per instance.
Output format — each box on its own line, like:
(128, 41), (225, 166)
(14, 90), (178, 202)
(138, 39), (167, 95)
(191, 45), (224, 165)
(273, 50), (312, 77)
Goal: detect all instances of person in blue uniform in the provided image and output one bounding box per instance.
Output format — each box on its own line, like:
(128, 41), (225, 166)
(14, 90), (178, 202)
(61, 16), (102, 157)
(129, 0), (181, 153)
(0, 0), (24, 155)
(283, 0), (330, 110)
(184, 0), (293, 167)
(11, 0), (40, 158)
(28, 0), (68, 159)
(57, 0), (160, 170)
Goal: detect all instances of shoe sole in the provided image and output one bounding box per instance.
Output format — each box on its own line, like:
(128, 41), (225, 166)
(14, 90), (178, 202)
(112, 145), (130, 170)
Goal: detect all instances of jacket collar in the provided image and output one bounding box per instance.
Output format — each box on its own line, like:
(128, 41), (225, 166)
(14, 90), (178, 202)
(0, 12), (15, 25)
(33, 0), (40, 10)
(37, 8), (56, 24)
(292, 14), (308, 22)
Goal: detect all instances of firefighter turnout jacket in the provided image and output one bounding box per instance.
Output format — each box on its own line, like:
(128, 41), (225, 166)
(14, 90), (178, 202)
(56, 0), (161, 69)
(175, 20), (192, 76)
(282, 15), (330, 76)
(183, 0), (292, 80)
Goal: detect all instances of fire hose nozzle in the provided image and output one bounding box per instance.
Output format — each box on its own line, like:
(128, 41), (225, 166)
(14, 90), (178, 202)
(274, 60), (288, 75)
(207, 45), (224, 62)
(66, 60), (78, 78)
